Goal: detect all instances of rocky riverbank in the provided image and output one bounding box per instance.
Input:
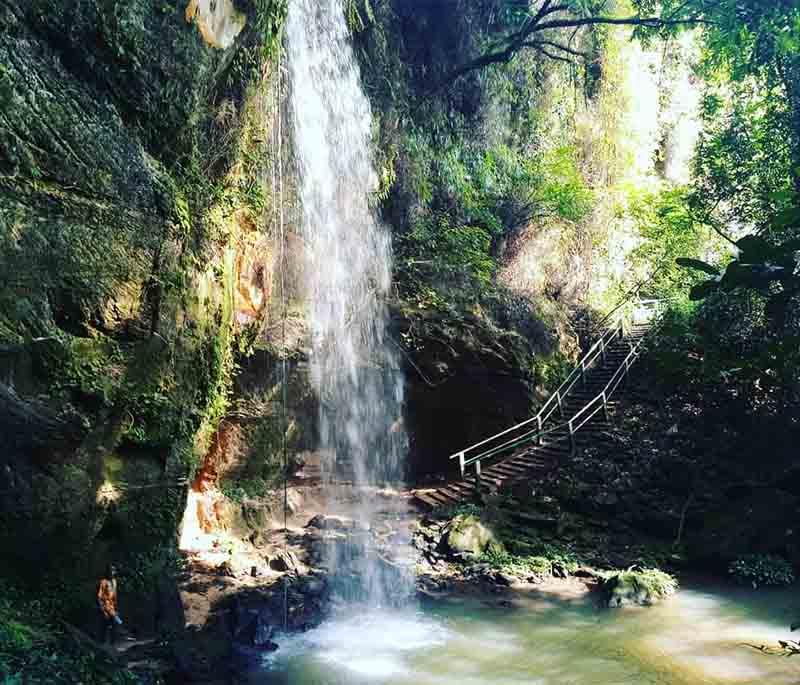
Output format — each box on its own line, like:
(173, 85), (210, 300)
(152, 481), (680, 682)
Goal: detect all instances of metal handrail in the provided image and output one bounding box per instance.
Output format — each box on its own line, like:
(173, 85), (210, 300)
(448, 312), (627, 475)
(457, 309), (661, 480)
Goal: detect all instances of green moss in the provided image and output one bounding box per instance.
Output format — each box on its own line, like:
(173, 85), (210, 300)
(604, 568), (678, 606)
(444, 514), (505, 558)
(0, 0), (287, 631)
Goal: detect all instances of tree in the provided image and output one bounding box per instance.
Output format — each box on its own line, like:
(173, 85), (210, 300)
(433, 0), (719, 87)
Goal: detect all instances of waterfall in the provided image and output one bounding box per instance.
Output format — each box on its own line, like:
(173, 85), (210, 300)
(286, 0), (411, 606)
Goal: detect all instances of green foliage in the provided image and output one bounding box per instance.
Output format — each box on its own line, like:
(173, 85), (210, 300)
(503, 538), (581, 573)
(221, 477), (271, 503)
(604, 567), (679, 599)
(532, 350), (571, 393)
(51, 337), (125, 409)
(693, 86), (795, 231)
(647, 299), (700, 386)
(255, 0), (288, 59)
(399, 216), (494, 293)
(729, 554), (796, 589)
(652, 0), (800, 424)
(396, 138), (594, 301)
(480, 542), (580, 578)
(0, 582), (136, 684)
(539, 145), (595, 223)
(124, 386), (185, 449)
(682, 235), (800, 327)
(624, 186), (711, 300)
(120, 544), (184, 597)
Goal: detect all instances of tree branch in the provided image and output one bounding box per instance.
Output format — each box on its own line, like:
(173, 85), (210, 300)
(536, 14), (713, 32)
(524, 39), (592, 60)
(430, 4), (715, 91)
(533, 46), (575, 65)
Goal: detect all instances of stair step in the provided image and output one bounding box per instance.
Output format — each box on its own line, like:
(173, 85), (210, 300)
(506, 457), (554, 471)
(530, 446), (569, 458)
(447, 478), (479, 491)
(438, 487), (467, 503)
(465, 473), (505, 487)
(415, 492), (441, 509)
(491, 463), (534, 478)
(425, 490), (457, 507)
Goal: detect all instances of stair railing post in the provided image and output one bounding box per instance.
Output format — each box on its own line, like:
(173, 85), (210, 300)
(458, 451), (466, 478)
(474, 460), (482, 497)
(580, 359), (586, 388)
(536, 415), (543, 445)
(557, 391), (564, 418)
(568, 419), (576, 455)
(601, 335), (607, 364)
(602, 391), (609, 422)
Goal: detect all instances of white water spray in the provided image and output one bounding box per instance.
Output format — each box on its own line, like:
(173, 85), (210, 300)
(286, 0), (411, 606)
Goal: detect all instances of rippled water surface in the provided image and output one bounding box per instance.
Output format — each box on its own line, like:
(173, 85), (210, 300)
(253, 583), (799, 684)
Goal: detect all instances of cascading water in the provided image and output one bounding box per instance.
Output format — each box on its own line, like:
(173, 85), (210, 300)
(285, 0), (412, 607)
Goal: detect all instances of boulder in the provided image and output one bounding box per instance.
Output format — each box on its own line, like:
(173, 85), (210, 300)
(306, 514), (354, 531)
(216, 561), (237, 578)
(603, 569), (677, 608)
(443, 515), (503, 558)
(268, 549), (301, 573)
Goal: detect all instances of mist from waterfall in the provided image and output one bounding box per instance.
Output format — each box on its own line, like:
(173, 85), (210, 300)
(285, 0), (412, 607)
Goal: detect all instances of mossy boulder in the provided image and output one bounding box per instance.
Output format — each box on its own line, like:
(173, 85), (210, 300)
(603, 568), (678, 607)
(444, 514), (504, 558)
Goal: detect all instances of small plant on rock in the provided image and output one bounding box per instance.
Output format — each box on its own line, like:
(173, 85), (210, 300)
(728, 554), (795, 589)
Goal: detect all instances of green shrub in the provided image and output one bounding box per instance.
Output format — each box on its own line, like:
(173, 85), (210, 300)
(0, 581), (136, 684)
(481, 549), (554, 578)
(481, 540), (580, 578)
(729, 554), (795, 588)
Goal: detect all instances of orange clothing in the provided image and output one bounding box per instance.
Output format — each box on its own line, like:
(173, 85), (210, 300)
(97, 578), (118, 619)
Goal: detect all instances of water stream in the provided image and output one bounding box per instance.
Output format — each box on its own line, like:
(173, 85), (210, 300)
(255, 582), (799, 684)
(286, 0), (411, 606)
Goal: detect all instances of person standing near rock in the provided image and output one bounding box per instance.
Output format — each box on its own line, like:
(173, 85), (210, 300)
(97, 564), (123, 644)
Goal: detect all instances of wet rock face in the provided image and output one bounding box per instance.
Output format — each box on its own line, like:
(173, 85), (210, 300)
(2, 0), (248, 160)
(392, 307), (543, 480)
(186, 0), (247, 49)
(0, 0), (266, 601)
(231, 602), (277, 648)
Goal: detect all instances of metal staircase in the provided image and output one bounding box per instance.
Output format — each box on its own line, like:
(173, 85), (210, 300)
(414, 307), (659, 510)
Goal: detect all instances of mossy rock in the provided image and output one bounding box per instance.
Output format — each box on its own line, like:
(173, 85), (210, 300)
(603, 568), (678, 607)
(444, 514), (504, 558)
